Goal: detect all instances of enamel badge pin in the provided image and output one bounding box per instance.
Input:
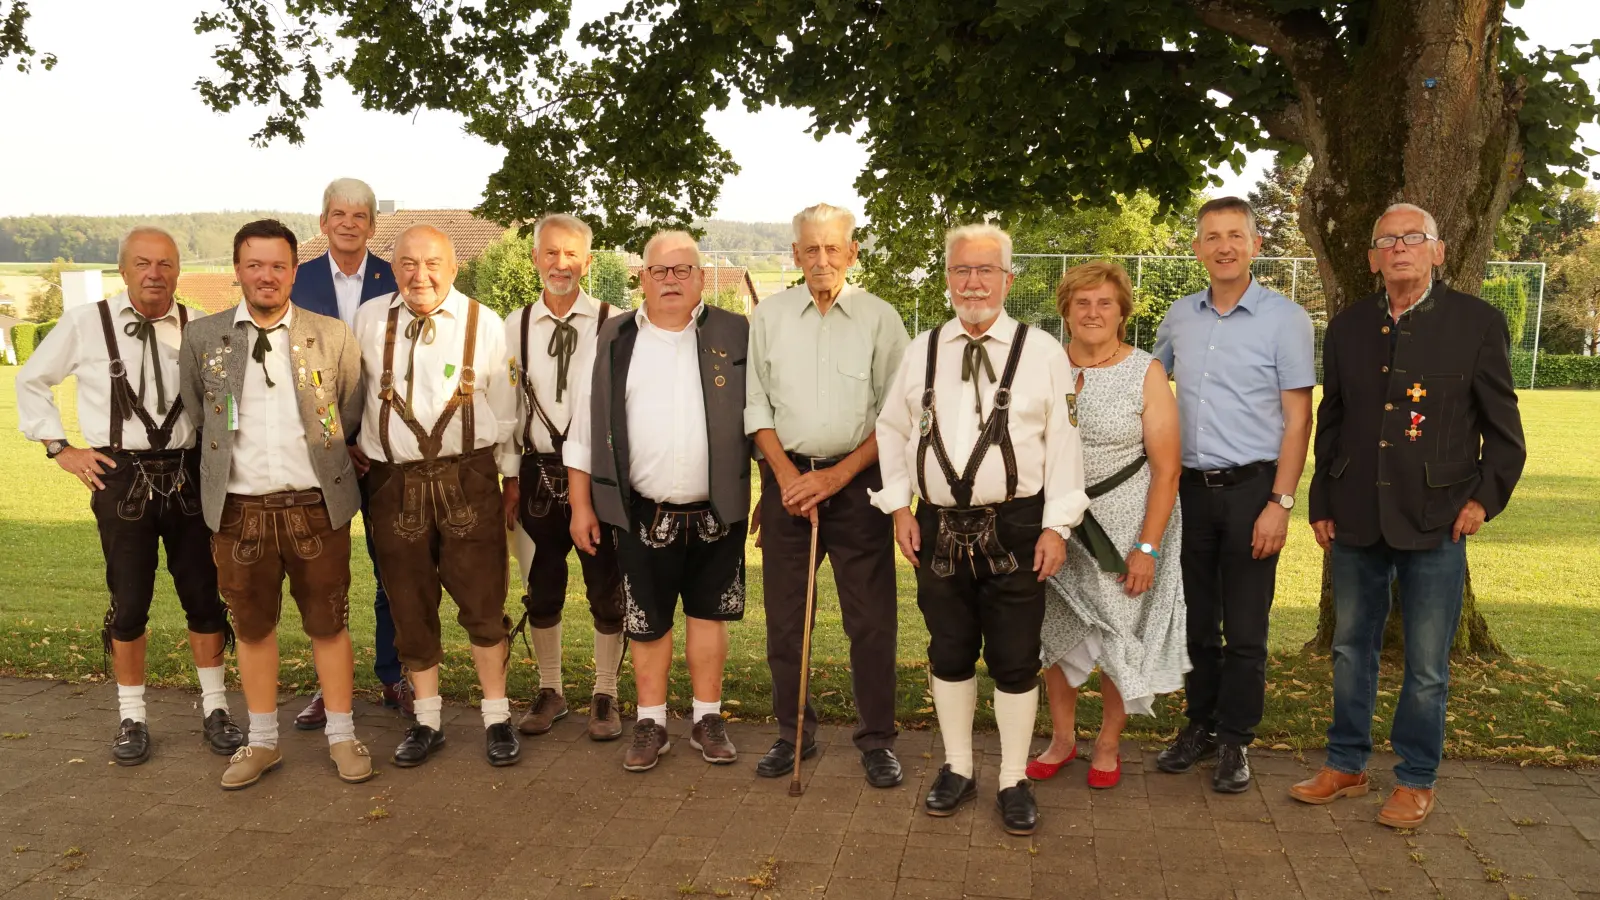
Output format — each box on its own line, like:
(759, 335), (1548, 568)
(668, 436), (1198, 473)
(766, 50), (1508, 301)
(1407, 411), (1425, 442)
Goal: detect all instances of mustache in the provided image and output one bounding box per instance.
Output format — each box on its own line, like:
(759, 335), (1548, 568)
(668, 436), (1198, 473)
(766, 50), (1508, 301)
(954, 288), (991, 301)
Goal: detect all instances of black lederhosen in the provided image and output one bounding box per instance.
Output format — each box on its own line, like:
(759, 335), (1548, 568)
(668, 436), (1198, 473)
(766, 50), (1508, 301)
(611, 493), (745, 642)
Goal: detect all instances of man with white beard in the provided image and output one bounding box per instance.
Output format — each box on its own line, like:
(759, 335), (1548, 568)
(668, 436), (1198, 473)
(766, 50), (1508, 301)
(872, 223), (1089, 836)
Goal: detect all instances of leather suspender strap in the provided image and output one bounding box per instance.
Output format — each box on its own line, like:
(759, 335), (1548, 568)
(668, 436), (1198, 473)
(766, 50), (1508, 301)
(915, 323), (944, 505)
(457, 298), (480, 454)
(524, 301), (612, 455)
(380, 299), (483, 461)
(378, 304), (401, 462)
(95, 300), (189, 452)
(916, 322), (1030, 508)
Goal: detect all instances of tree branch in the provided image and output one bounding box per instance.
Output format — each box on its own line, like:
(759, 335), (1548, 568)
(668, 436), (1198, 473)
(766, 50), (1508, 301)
(1184, 0), (1346, 83)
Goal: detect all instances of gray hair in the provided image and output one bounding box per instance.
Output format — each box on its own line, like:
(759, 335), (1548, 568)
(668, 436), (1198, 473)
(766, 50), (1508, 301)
(642, 229), (701, 264)
(1373, 203), (1440, 241)
(792, 203), (857, 242)
(117, 226), (180, 269)
(321, 177), (377, 220)
(533, 214), (594, 255)
(945, 223), (1013, 270)
(1195, 196), (1260, 240)
(393, 224), (457, 266)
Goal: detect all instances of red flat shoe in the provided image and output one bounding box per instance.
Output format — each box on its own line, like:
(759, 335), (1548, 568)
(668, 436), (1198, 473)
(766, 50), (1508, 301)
(1025, 744), (1079, 781)
(1087, 756), (1122, 790)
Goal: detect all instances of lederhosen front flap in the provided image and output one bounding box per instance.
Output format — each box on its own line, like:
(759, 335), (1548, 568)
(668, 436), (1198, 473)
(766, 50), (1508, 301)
(520, 302), (610, 518)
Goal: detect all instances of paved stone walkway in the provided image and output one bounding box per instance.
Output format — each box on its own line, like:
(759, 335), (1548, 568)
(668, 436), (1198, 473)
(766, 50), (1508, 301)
(1, 677), (1597, 900)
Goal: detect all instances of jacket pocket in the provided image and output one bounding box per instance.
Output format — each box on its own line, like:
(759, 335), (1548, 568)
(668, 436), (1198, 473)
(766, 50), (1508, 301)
(1421, 460), (1480, 531)
(1329, 456), (1350, 479)
(1425, 460), (1477, 488)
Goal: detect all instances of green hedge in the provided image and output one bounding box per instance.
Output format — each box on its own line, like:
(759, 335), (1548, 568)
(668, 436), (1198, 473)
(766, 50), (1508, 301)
(1512, 350), (1600, 388)
(12, 322), (39, 365)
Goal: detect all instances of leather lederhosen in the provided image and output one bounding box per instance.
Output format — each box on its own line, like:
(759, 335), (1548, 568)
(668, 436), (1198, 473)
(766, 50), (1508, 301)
(95, 300), (198, 520)
(915, 321), (1031, 578)
(517, 302), (609, 519)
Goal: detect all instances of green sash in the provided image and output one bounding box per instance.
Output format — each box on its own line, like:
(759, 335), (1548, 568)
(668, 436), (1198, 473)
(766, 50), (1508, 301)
(1072, 455), (1148, 575)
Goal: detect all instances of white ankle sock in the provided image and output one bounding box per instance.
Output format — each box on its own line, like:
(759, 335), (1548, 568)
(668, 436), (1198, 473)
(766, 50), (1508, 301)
(195, 665), (228, 717)
(592, 629), (624, 698)
(248, 710), (279, 750)
(117, 684), (146, 724)
(481, 697), (511, 728)
(414, 695), (443, 731)
(931, 675), (977, 778)
(532, 624), (563, 693)
(325, 710), (355, 746)
(994, 686), (1040, 788)
(692, 697), (721, 723)
(637, 703), (667, 727)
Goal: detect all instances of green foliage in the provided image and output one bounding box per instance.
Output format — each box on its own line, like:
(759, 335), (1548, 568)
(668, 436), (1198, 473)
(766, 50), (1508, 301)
(1482, 274), (1532, 346)
(0, 1), (56, 72)
(0, 212), (321, 264)
(1549, 227), (1600, 355)
(587, 251), (632, 308)
(11, 321), (38, 364)
(1496, 188), (1599, 261)
(1512, 351), (1600, 389)
(1248, 155), (1313, 259)
(25, 257), (65, 322)
(698, 220), (793, 252)
(458, 230), (540, 320)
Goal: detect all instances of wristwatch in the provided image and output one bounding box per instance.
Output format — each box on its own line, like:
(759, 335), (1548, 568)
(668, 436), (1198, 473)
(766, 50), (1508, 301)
(44, 439), (68, 459)
(1132, 542), (1161, 559)
(1270, 492), (1295, 510)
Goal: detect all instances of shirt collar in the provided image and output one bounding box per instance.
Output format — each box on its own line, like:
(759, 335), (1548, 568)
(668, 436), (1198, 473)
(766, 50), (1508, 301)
(1200, 276), (1260, 314)
(329, 252), (368, 282)
(233, 301), (293, 330)
(940, 309), (1017, 346)
(112, 291), (181, 323)
(532, 290), (597, 323)
(1383, 280), (1437, 320)
(803, 283), (856, 317)
(391, 287), (463, 319)
(637, 300), (705, 334)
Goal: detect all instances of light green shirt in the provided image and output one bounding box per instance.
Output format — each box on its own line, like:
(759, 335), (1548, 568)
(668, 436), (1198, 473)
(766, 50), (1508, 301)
(744, 283), (910, 458)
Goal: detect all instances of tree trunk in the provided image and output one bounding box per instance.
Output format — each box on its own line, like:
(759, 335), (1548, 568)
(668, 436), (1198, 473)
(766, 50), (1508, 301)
(1289, 0), (1520, 656)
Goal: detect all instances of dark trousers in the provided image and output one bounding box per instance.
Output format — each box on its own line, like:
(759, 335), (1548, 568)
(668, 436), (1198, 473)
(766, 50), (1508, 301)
(363, 500), (401, 685)
(1178, 465), (1279, 745)
(914, 494), (1047, 694)
(761, 462), (898, 752)
(518, 453), (624, 634)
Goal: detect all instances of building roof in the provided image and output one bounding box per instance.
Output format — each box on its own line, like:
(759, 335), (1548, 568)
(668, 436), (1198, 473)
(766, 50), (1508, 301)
(175, 273), (240, 315)
(297, 210), (510, 265)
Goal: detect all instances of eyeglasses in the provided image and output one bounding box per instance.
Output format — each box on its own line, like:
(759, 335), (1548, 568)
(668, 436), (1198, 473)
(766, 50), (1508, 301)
(1371, 233), (1436, 250)
(947, 265), (1011, 281)
(644, 264), (698, 281)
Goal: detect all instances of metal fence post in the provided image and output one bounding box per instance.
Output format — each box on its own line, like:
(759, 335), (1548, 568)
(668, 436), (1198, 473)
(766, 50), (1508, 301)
(1290, 259), (1299, 305)
(1530, 262), (1546, 389)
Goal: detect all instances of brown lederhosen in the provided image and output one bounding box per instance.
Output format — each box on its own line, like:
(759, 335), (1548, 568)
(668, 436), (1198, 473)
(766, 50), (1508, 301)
(513, 303), (623, 634)
(90, 301), (230, 654)
(211, 490), (352, 643)
(365, 300), (509, 671)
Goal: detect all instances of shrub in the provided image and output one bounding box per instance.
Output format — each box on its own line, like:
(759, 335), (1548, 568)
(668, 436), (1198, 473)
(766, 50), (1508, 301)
(1518, 351), (1600, 388)
(12, 322), (39, 365)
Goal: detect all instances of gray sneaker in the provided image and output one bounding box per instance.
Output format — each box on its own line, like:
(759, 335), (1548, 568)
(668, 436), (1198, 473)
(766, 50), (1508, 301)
(690, 713), (737, 764)
(623, 719), (671, 772)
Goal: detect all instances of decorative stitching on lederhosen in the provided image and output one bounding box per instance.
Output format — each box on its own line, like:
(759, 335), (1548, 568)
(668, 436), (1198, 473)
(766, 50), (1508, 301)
(914, 322), (1031, 578)
(377, 299), (484, 540)
(518, 303), (610, 519)
(96, 301), (197, 521)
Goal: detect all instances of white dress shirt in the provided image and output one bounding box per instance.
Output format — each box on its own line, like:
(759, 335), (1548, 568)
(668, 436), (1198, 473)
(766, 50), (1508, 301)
(871, 311), (1090, 533)
(330, 253), (368, 328)
(565, 302), (710, 504)
(225, 305), (321, 495)
(16, 291), (197, 450)
(504, 290), (608, 455)
(354, 289), (520, 476)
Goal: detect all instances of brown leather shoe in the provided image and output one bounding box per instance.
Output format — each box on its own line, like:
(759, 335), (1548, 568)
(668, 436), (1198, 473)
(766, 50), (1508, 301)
(689, 713), (737, 764)
(294, 691), (327, 730)
(382, 680), (416, 719)
(220, 745), (282, 791)
(1377, 786), (1436, 828)
(623, 719), (670, 772)
(588, 693), (623, 742)
(329, 739), (375, 784)
(1289, 767), (1371, 805)
(517, 688), (569, 735)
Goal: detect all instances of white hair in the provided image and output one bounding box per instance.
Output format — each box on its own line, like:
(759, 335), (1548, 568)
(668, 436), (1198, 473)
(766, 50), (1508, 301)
(792, 203), (857, 242)
(118, 226), (179, 269)
(642, 229), (701, 264)
(321, 177), (377, 220)
(945, 223), (1013, 270)
(1373, 203), (1440, 241)
(533, 213), (594, 255)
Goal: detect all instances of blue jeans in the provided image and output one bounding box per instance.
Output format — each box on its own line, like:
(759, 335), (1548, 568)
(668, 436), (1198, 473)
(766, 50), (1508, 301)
(1326, 537), (1467, 789)
(363, 504), (402, 686)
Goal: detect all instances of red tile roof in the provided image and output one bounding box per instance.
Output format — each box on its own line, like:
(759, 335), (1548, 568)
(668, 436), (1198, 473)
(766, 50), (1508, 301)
(297, 210), (510, 265)
(175, 273), (240, 315)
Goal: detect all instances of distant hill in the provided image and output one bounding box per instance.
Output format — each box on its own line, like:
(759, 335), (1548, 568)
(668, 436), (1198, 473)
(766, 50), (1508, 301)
(0, 212), (322, 264)
(695, 219), (793, 252)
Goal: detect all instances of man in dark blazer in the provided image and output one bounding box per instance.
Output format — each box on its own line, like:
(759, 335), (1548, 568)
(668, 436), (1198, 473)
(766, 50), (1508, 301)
(1294, 203), (1525, 829)
(288, 178), (407, 727)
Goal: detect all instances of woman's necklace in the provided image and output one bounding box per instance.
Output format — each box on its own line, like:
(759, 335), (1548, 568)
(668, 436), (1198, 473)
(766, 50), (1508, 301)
(1068, 342), (1125, 370)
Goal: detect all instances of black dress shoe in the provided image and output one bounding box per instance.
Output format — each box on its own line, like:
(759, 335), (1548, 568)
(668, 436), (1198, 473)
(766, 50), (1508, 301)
(393, 724), (446, 768)
(1213, 743), (1252, 793)
(755, 738), (817, 778)
(997, 780), (1039, 835)
(925, 764), (976, 816)
(1156, 721), (1218, 774)
(202, 709), (246, 755)
(111, 719), (150, 767)
(861, 748), (903, 788)
(486, 722), (521, 767)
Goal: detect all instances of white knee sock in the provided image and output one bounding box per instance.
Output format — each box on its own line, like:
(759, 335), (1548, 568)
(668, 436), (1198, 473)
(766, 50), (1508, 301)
(592, 629), (624, 698)
(117, 684), (146, 724)
(325, 710), (355, 746)
(532, 624), (563, 693)
(637, 703), (667, 727)
(414, 694), (443, 731)
(931, 675), (978, 778)
(195, 665), (228, 717)
(481, 697), (511, 728)
(993, 686), (1040, 789)
(692, 697), (721, 723)
(248, 710), (279, 750)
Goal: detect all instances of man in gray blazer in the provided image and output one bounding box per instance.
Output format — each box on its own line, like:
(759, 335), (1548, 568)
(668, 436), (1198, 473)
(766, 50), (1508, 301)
(179, 219), (371, 790)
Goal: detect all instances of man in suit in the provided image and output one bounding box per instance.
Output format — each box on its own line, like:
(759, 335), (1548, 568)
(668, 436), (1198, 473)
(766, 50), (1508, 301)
(288, 178), (411, 727)
(179, 219), (373, 789)
(1294, 202), (1526, 828)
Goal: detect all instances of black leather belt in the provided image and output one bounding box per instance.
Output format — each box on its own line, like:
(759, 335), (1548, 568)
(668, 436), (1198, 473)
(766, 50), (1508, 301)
(1182, 460), (1277, 488)
(786, 452), (843, 471)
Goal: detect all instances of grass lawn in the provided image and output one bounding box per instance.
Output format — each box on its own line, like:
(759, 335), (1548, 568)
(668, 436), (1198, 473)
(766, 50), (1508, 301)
(1, 369), (1597, 761)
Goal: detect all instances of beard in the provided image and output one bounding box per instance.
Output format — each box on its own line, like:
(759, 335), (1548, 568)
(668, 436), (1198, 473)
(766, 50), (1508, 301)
(952, 288), (999, 325)
(543, 270), (578, 296)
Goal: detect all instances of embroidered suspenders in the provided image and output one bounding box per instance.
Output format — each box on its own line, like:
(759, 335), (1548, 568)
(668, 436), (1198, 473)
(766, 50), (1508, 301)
(377, 299), (482, 462)
(915, 321), (1030, 509)
(94, 300), (189, 452)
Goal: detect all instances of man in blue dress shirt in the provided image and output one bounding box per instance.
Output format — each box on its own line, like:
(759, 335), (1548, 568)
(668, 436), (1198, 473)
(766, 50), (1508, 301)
(287, 177), (409, 726)
(1151, 197), (1315, 793)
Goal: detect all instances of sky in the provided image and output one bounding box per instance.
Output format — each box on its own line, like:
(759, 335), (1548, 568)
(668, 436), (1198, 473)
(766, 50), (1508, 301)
(1, 1), (1596, 224)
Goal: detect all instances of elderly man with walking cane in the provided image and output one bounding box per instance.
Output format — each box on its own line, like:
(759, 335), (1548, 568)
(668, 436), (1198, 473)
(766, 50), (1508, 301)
(746, 203), (910, 788)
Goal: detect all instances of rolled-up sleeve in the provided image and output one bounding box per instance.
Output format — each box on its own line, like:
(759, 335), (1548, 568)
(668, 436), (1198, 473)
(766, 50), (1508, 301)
(1040, 346), (1090, 532)
(16, 317), (79, 442)
(867, 336), (918, 515)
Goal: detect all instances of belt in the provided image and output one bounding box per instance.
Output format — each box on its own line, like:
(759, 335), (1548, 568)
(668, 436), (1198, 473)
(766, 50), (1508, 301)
(94, 446), (188, 461)
(632, 495), (712, 513)
(1182, 460), (1277, 489)
(232, 489), (324, 509)
(786, 452), (844, 471)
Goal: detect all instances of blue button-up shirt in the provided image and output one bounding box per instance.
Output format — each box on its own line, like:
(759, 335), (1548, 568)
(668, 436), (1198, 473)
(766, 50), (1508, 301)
(1153, 277), (1316, 470)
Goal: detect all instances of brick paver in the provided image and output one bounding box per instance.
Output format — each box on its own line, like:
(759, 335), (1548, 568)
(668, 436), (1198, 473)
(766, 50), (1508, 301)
(1, 676), (1596, 899)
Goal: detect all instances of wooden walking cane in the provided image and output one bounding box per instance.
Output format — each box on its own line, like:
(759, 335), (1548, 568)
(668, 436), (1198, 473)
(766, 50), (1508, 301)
(789, 513), (822, 797)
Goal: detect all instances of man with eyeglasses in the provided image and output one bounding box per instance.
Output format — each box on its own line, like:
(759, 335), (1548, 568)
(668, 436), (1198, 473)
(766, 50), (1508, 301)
(1294, 203), (1524, 828)
(565, 230), (752, 773)
(874, 223), (1088, 835)
(1152, 196), (1315, 794)
(745, 203), (909, 787)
